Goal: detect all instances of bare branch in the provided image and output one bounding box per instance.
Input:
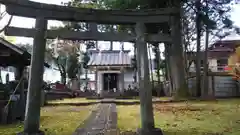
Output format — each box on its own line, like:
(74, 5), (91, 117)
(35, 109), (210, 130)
(0, 15), (13, 33)
(0, 11), (6, 18)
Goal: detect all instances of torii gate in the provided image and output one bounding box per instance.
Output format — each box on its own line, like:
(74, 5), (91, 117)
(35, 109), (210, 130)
(0, 0), (184, 135)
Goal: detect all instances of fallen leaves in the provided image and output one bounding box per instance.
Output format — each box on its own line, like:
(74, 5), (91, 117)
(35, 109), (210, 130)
(153, 103), (213, 113)
(118, 99), (240, 135)
(0, 105), (94, 135)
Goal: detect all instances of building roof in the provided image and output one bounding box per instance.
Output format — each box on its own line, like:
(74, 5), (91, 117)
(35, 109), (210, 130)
(186, 51), (234, 60)
(0, 38), (27, 55)
(186, 39), (240, 60)
(0, 37), (50, 67)
(87, 50), (131, 67)
(209, 46), (234, 52)
(209, 40), (240, 50)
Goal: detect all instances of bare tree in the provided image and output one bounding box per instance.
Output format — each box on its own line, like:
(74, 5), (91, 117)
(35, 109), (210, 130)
(0, 4), (13, 33)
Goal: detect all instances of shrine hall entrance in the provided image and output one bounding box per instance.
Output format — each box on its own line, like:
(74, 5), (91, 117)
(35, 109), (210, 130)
(103, 73), (118, 91)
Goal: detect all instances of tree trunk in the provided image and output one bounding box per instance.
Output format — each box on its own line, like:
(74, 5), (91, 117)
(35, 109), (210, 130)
(195, 0), (202, 97)
(110, 25), (114, 50)
(61, 72), (66, 85)
(170, 0), (189, 98)
(133, 43), (137, 83)
(202, 29), (210, 98)
(163, 46), (169, 81)
(152, 43), (162, 96)
(148, 44), (154, 90)
(77, 65), (82, 88)
(0, 68), (2, 83)
(85, 69), (88, 90)
(152, 43), (161, 85)
(165, 44), (174, 96)
(202, 0), (210, 99)
(69, 78), (78, 90)
(182, 12), (192, 75)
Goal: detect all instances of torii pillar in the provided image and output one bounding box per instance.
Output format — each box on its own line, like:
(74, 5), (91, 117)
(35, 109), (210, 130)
(135, 23), (163, 135)
(18, 17), (47, 135)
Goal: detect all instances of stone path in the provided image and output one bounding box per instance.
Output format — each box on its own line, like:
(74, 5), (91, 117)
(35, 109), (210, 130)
(73, 101), (117, 135)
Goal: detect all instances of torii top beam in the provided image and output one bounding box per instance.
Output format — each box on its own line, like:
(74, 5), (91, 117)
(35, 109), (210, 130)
(5, 27), (172, 42)
(0, 0), (178, 24)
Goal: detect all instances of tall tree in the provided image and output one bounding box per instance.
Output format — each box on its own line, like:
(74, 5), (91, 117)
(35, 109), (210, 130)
(45, 39), (83, 85)
(189, 0), (240, 97)
(195, 0), (202, 97)
(201, 0), (210, 98)
(152, 43), (161, 85)
(81, 41), (95, 90)
(148, 44), (154, 89)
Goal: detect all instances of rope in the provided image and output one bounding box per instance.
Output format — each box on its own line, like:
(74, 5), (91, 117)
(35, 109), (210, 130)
(3, 75), (24, 113)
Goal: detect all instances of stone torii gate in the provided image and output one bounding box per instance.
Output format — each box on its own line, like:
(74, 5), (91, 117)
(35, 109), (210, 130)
(0, 0), (184, 135)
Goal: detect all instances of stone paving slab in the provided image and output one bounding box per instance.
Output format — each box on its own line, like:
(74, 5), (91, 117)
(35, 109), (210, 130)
(73, 102), (117, 135)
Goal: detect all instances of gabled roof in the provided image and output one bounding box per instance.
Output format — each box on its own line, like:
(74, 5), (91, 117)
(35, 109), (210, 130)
(87, 50), (131, 67)
(186, 50), (232, 60)
(0, 37), (28, 55)
(209, 40), (240, 50)
(186, 39), (240, 60)
(0, 37), (50, 67)
(208, 46), (234, 52)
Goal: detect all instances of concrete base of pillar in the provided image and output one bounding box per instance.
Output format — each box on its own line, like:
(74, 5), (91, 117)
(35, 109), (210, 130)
(137, 128), (163, 135)
(17, 130), (44, 135)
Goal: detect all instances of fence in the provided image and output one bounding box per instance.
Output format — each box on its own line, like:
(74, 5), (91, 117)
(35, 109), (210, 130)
(188, 73), (240, 97)
(188, 65), (227, 73)
(163, 72), (240, 98)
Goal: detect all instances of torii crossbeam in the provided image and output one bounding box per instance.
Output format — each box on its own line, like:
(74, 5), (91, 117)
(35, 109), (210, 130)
(0, 0), (177, 24)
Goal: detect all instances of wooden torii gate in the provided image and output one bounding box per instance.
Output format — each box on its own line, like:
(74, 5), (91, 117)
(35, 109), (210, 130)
(0, 0), (184, 135)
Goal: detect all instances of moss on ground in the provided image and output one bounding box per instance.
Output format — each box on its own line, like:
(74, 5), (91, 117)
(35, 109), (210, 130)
(0, 105), (95, 135)
(118, 99), (240, 135)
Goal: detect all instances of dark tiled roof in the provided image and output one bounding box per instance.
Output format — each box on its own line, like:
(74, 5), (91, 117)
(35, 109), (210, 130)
(0, 37), (50, 67)
(208, 51), (233, 59)
(87, 50), (131, 66)
(209, 40), (240, 50)
(186, 50), (233, 60)
(0, 37), (26, 55)
(208, 46), (234, 52)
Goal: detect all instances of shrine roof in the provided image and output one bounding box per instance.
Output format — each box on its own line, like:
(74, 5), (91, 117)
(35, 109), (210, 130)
(0, 37), (50, 67)
(0, 37), (27, 55)
(87, 50), (131, 67)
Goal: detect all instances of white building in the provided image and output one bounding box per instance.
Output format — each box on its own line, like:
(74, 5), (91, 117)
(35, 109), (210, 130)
(87, 50), (136, 95)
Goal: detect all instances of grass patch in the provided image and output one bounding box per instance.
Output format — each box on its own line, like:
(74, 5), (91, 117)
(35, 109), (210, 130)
(47, 97), (172, 104)
(47, 98), (99, 104)
(118, 99), (240, 135)
(0, 105), (95, 135)
(115, 97), (172, 103)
